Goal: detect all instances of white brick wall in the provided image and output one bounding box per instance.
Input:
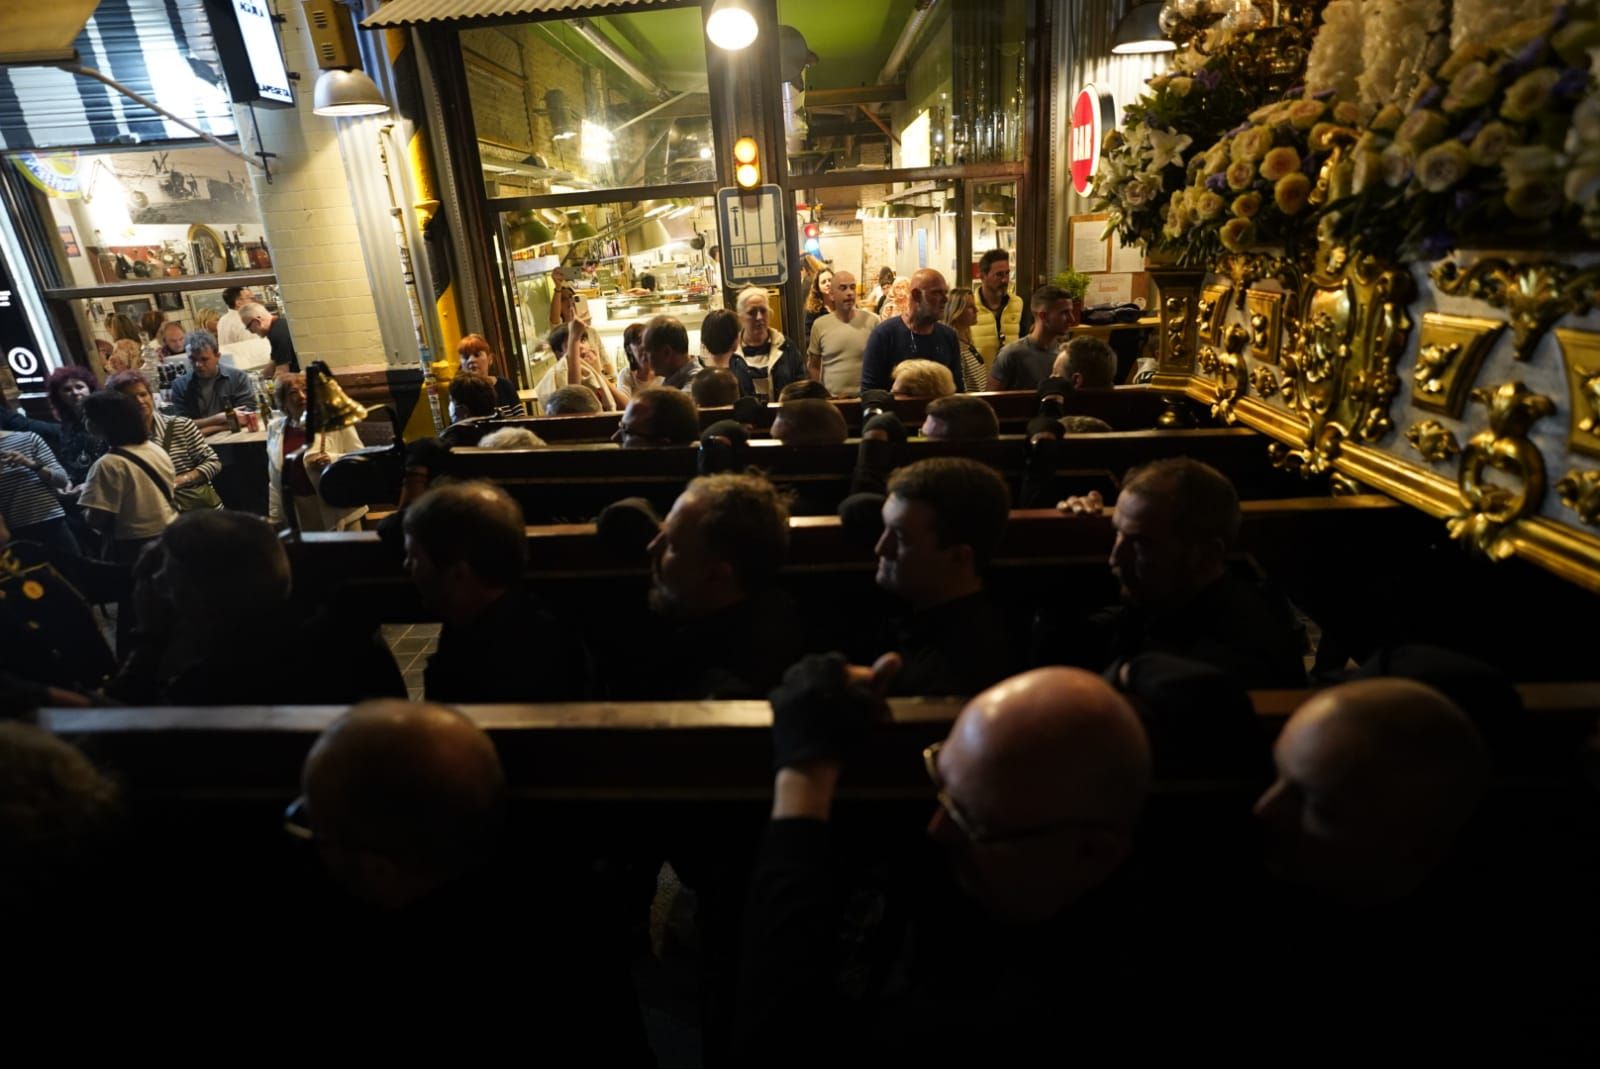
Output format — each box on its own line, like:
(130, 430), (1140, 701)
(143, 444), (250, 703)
(239, 4), (386, 370)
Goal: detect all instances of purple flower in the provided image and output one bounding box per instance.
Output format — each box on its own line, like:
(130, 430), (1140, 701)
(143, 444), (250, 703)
(1416, 85), (1444, 110)
(1420, 233), (1456, 259)
(1458, 118), (1485, 143)
(1556, 68), (1589, 98)
(1206, 172), (1229, 192)
(1196, 68), (1222, 91)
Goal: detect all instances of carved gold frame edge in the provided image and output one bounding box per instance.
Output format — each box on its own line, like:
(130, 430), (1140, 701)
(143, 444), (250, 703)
(1154, 378), (1600, 594)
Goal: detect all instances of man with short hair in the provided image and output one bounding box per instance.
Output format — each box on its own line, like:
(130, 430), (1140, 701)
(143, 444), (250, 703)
(739, 659), (1151, 1061)
(216, 286), (256, 348)
(403, 481), (591, 702)
(1257, 678), (1489, 906)
(1047, 458), (1306, 688)
(630, 472), (803, 698)
(692, 368), (743, 408)
(989, 285), (1076, 391)
(448, 372), (499, 423)
(543, 384), (603, 416)
(237, 301), (299, 373)
(771, 398), (847, 446)
(1052, 336), (1118, 389)
(970, 249), (1033, 365)
(613, 387), (700, 448)
(169, 329), (257, 433)
(639, 315), (700, 391)
(875, 457), (1013, 695)
(860, 268), (965, 392)
(293, 698), (652, 1058)
(806, 270), (879, 396)
(921, 394), (999, 440)
(111, 509), (405, 704)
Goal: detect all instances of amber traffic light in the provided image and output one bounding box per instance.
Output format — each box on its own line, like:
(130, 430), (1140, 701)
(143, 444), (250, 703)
(734, 136), (760, 188)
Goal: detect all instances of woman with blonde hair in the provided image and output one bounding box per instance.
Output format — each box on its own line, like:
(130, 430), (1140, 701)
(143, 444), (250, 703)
(944, 289), (988, 394)
(890, 358), (956, 399)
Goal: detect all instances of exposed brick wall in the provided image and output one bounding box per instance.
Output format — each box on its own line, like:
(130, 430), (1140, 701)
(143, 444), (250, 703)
(241, 2), (386, 370)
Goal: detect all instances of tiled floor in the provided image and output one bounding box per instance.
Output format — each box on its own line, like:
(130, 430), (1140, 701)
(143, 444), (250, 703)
(381, 623), (440, 701)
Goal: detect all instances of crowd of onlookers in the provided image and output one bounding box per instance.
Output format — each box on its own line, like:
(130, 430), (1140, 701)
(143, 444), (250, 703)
(2, 261), (1596, 1056)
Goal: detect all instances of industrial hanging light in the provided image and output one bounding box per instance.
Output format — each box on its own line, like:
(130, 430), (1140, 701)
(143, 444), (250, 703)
(1110, 2), (1176, 54)
(312, 68), (391, 116)
(706, 0), (759, 51)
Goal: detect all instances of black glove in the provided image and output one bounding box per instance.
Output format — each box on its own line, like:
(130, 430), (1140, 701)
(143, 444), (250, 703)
(596, 497), (662, 557)
(768, 652), (884, 772)
(861, 411), (907, 444)
(699, 419), (750, 474)
(1027, 414), (1065, 441)
(858, 388), (894, 421)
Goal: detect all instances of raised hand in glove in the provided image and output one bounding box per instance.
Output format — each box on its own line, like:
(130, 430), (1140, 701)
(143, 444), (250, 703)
(768, 651), (901, 773)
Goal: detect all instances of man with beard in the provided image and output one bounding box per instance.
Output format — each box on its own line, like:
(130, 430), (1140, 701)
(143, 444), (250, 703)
(633, 472), (803, 699)
(859, 268), (966, 392)
(402, 481), (591, 702)
(1043, 457), (1306, 688)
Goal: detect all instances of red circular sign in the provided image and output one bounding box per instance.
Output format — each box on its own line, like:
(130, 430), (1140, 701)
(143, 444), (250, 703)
(1070, 86), (1114, 195)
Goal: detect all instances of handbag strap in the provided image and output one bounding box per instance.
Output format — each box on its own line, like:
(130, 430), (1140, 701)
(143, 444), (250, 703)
(110, 446), (176, 509)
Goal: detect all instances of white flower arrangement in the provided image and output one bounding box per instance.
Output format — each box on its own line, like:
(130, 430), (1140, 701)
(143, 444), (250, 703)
(1450, 0), (1557, 51)
(1305, 0), (1367, 102)
(1359, 0), (1447, 110)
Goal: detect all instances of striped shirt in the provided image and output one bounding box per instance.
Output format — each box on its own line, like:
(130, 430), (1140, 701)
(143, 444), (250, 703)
(0, 430), (68, 530)
(151, 412), (222, 482)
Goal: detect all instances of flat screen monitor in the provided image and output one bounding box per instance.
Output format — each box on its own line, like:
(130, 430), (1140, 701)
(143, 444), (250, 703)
(205, 0), (295, 109)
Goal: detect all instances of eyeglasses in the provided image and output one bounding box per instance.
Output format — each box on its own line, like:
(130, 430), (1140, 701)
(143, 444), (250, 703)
(283, 796), (315, 842)
(923, 742), (1102, 847)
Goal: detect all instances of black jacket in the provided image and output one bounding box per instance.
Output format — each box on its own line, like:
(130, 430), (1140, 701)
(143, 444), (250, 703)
(425, 586), (592, 703)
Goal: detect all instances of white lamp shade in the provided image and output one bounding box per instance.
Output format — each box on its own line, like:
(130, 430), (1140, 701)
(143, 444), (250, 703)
(707, 1), (759, 51)
(313, 69), (391, 117)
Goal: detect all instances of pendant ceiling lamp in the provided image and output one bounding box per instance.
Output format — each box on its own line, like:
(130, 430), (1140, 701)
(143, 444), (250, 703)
(1110, 2), (1176, 54)
(707, 0), (759, 51)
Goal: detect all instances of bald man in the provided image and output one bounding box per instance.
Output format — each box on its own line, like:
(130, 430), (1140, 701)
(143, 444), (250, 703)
(806, 270), (879, 395)
(1256, 678), (1489, 906)
(739, 657), (1152, 1061)
(859, 268), (966, 393)
(294, 700), (652, 1059)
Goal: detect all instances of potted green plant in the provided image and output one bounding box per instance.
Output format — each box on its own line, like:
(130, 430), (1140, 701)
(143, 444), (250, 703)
(1051, 268), (1092, 322)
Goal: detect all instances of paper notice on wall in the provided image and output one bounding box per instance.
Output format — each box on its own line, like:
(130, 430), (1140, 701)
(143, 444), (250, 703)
(1071, 220), (1110, 273)
(1086, 273), (1134, 306)
(1110, 236), (1144, 274)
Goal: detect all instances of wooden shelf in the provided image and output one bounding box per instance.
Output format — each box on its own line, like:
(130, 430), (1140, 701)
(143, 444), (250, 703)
(42, 270), (277, 301)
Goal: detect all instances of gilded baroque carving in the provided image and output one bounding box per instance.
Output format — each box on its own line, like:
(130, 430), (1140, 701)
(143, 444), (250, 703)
(1275, 239), (1414, 474)
(1149, 268), (1209, 375)
(1250, 366), (1279, 397)
(1245, 290), (1286, 365)
(1411, 313), (1507, 418)
(1553, 328), (1600, 460)
(1217, 251), (1303, 310)
(1197, 284), (1232, 346)
(1431, 258), (1600, 363)
(1404, 419), (1461, 462)
(1556, 469), (1600, 527)
(1447, 381), (1555, 559)
(1210, 325), (1250, 423)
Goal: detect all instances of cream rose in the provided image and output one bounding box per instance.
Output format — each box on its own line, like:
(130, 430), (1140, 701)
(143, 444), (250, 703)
(1219, 217), (1257, 251)
(1274, 172), (1313, 214)
(1415, 141), (1472, 192)
(1259, 146), (1303, 182)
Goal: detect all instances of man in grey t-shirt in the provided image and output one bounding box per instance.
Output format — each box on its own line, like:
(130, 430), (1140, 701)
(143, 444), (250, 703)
(988, 284), (1077, 391)
(806, 271), (879, 396)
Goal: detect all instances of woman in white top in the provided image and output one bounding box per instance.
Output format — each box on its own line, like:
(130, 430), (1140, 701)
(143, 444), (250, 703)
(78, 389), (177, 562)
(266, 373), (367, 532)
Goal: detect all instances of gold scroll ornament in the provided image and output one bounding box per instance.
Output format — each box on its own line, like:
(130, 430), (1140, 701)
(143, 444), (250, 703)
(1432, 257), (1600, 363)
(1556, 468), (1600, 527)
(1274, 239), (1414, 474)
(1404, 419), (1461, 463)
(1411, 312), (1506, 419)
(1447, 381), (1555, 559)
(1554, 328), (1600, 460)
(1246, 289), (1286, 365)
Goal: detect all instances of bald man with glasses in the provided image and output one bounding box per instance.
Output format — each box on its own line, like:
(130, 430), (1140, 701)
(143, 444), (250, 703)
(738, 658), (1153, 1062)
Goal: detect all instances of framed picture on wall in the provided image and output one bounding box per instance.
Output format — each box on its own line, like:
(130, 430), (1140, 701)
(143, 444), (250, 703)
(156, 291), (185, 312)
(112, 298), (153, 320)
(189, 291), (227, 318)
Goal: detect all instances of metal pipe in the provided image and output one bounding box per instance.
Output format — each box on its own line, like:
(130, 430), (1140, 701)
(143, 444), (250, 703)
(613, 89), (699, 133)
(569, 19), (672, 101)
(876, 0), (943, 84)
(59, 64), (261, 169)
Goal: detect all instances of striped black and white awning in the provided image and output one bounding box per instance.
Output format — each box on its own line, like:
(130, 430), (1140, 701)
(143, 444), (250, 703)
(0, 0), (237, 152)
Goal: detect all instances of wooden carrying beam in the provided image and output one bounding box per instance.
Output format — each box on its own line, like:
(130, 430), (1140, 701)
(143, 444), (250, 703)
(42, 682), (1600, 801)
